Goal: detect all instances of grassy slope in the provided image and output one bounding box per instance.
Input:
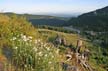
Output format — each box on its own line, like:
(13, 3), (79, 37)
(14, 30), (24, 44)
(38, 29), (80, 46)
(0, 14), (39, 71)
(0, 14), (106, 70)
(38, 28), (106, 71)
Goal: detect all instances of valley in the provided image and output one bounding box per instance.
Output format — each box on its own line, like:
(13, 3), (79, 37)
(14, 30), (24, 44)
(0, 5), (108, 71)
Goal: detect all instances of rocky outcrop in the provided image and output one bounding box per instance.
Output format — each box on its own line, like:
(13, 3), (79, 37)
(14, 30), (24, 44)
(54, 35), (67, 46)
(63, 39), (93, 71)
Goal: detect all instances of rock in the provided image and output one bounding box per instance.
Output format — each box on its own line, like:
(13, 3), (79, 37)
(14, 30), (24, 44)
(54, 35), (62, 45)
(54, 35), (67, 46)
(67, 66), (79, 71)
(61, 37), (67, 46)
(61, 62), (79, 71)
(76, 39), (83, 53)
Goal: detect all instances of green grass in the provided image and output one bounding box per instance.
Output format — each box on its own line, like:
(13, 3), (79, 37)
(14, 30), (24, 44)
(38, 29), (81, 46)
(38, 28), (107, 71)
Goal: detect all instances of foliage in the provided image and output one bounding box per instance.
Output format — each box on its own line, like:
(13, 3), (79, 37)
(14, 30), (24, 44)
(2, 12), (69, 27)
(0, 14), (62, 71)
(37, 25), (76, 34)
(10, 34), (62, 71)
(0, 14), (38, 47)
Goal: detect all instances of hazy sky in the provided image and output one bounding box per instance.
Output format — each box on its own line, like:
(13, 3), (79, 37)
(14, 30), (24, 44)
(0, 0), (108, 16)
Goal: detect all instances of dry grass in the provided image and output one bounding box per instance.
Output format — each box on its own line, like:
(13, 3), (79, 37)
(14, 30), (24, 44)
(38, 29), (81, 46)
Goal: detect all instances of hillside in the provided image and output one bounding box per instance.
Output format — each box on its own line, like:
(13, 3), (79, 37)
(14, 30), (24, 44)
(2, 12), (68, 26)
(62, 6), (108, 71)
(0, 14), (63, 71)
(38, 29), (107, 71)
(1, 14), (107, 71)
(66, 6), (108, 32)
(64, 6), (108, 49)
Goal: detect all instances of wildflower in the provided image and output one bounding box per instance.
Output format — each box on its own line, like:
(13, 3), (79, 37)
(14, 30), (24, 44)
(24, 65), (27, 68)
(34, 40), (38, 44)
(38, 39), (41, 42)
(38, 52), (43, 56)
(28, 36), (33, 39)
(56, 49), (59, 54)
(33, 47), (37, 52)
(44, 54), (48, 57)
(20, 34), (23, 36)
(48, 61), (52, 64)
(46, 47), (50, 51)
(21, 34), (28, 41)
(38, 57), (41, 60)
(52, 55), (54, 58)
(14, 46), (18, 49)
(12, 37), (16, 40)
(41, 42), (43, 45)
(43, 43), (47, 47)
(29, 39), (32, 42)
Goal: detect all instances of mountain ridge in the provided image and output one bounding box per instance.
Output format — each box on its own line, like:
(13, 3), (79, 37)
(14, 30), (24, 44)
(80, 6), (108, 17)
(66, 6), (108, 32)
(1, 12), (69, 26)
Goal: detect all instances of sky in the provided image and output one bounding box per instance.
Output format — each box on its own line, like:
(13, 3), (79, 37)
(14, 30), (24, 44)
(0, 0), (108, 16)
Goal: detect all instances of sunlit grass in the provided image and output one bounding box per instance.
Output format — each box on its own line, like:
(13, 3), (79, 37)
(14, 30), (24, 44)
(8, 33), (62, 71)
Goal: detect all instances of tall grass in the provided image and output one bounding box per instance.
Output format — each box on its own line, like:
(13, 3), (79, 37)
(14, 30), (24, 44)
(8, 33), (62, 71)
(0, 14), (63, 71)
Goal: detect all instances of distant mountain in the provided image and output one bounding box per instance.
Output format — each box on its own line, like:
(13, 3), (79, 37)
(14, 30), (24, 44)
(80, 6), (108, 16)
(29, 19), (66, 26)
(2, 12), (69, 26)
(66, 6), (108, 32)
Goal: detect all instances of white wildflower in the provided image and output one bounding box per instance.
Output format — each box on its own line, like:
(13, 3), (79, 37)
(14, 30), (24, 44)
(34, 40), (38, 44)
(13, 46), (18, 50)
(52, 55), (54, 58)
(48, 61), (52, 64)
(14, 46), (18, 49)
(38, 57), (40, 60)
(28, 36), (33, 39)
(41, 42), (43, 45)
(23, 36), (27, 41)
(56, 49), (59, 54)
(24, 65), (27, 68)
(44, 54), (48, 57)
(33, 47), (37, 52)
(29, 39), (32, 42)
(38, 52), (43, 56)
(46, 47), (50, 51)
(38, 39), (41, 42)
(21, 34), (28, 41)
(20, 34), (23, 36)
(12, 37), (16, 40)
